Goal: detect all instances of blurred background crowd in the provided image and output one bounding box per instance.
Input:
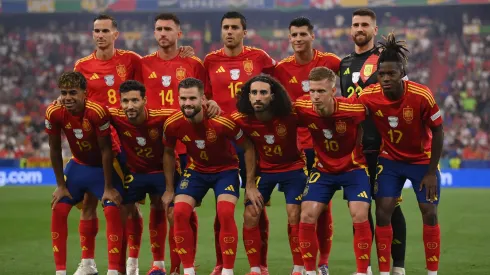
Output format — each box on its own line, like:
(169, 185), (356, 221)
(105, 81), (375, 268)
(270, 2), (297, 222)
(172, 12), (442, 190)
(0, 3), (488, 168)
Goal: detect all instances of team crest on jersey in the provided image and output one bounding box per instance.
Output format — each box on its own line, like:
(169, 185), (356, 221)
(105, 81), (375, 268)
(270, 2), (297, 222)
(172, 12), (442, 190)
(116, 64), (127, 81)
(206, 129), (217, 143)
(363, 65), (373, 77)
(73, 129), (83, 139)
(45, 119), (52, 129)
(352, 72), (360, 83)
(264, 135), (275, 145)
(180, 179), (189, 189)
(136, 137), (146, 146)
(335, 121), (346, 134)
(195, 140), (205, 149)
(230, 69), (240, 80)
(162, 76), (171, 87)
(301, 80), (310, 92)
(243, 60), (253, 75)
(176, 66), (186, 81)
(149, 128), (159, 140)
(403, 107), (413, 124)
(388, 116), (399, 128)
(275, 124), (287, 137)
(323, 129), (333, 139)
(104, 75), (115, 86)
(82, 119), (92, 132)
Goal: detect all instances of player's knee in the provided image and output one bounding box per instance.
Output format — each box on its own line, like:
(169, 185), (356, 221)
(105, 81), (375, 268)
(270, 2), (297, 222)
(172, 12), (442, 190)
(375, 206), (392, 226)
(300, 209), (316, 224)
(243, 206), (260, 227)
(351, 209), (369, 223)
(420, 204), (438, 226)
(150, 198), (164, 211)
(286, 205), (301, 225)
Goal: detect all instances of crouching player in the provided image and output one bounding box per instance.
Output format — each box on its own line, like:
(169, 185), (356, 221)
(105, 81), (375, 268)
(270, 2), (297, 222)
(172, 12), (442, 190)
(296, 67), (373, 275)
(231, 75), (307, 275)
(162, 78), (257, 275)
(47, 72), (124, 275)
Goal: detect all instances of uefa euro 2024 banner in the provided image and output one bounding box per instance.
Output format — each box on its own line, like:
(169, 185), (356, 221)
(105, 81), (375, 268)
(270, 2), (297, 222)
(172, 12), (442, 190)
(0, 168), (489, 188)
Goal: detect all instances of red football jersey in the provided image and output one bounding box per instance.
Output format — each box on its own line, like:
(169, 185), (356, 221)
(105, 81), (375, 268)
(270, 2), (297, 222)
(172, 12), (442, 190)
(204, 46), (276, 113)
(45, 100), (112, 166)
(74, 49), (142, 108)
(231, 111), (305, 173)
(358, 81), (443, 164)
(109, 108), (175, 174)
(273, 50), (341, 151)
(295, 96), (367, 174)
(163, 111), (245, 173)
(140, 52), (209, 109)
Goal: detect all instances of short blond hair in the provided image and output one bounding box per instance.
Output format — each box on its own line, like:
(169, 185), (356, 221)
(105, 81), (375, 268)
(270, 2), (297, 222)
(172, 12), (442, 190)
(308, 67), (336, 83)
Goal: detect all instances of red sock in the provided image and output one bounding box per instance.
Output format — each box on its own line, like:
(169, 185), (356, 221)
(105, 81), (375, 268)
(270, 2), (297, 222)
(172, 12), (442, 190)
(104, 205), (123, 270)
(169, 223), (181, 274)
(317, 202), (333, 267)
(354, 221), (373, 273)
(423, 224), (441, 272)
(288, 224), (303, 266)
(52, 203), (72, 271)
(259, 207), (269, 267)
(243, 226), (262, 268)
(190, 210), (199, 259)
(214, 214), (223, 266)
(217, 201), (238, 269)
(127, 216), (143, 258)
(79, 218), (98, 259)
(299, 222), (318, 272)
(375, 225), (393, 272)
(173, 202), (195, 268)
(118, 227), (127, 273)
(149, 208), (166, 261)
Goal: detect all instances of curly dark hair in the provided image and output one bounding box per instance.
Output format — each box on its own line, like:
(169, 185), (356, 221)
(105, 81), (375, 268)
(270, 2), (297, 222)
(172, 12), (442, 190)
(236, 74), (292, 117)
(119, 80), (146, 98)
(377, 32), (410, 72)
(58, 72), (87, 90)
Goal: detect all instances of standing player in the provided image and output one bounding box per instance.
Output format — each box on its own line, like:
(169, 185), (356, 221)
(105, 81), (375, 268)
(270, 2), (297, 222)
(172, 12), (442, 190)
(358, 33), (443, 275)
(203, 11), (276, 274)
(273, 17), (341, 274)
(139, 13), (208, 274)
(162, 78), (257, 275)
(109, 80), (176, 274)
(48, 72), (124, 275)
(296, 67), (373, 275)
(73, 14), (144, 275)
(340, 9), (407, 275)
(231, 75), (307, 275)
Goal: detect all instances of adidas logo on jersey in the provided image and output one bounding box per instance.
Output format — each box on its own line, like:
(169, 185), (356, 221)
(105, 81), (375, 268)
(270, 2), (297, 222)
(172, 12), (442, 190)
(148, 72), (157, 79)
(123, 131), (132, 137)
(90, 73), (99, 80)
(308, 123), (318, 129)
(216, 66), (225, 73)
(182, 135), (191, 142)
(295, 195), (302, 201)
(343, 68), (350, 75)
(289, 76), (298, 84)
(357, 191), (369, 198)
(375, 110), (384, 117)
(225, 185), (235, 192)
(64, 123), (72, 129)
(251, 131), (260, 137)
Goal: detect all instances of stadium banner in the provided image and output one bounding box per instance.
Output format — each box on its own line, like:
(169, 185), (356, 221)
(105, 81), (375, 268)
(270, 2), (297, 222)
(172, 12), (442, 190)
(27, 0), (54, 12)
(310, 0), (341, 9)
(2, 0), (27, 12)
(55, 0), (81, 11)
(1, 168), (490, 188)
(79, 0), (136, 12)
(339, 0), (368, 7)
(274, 0), (310, 10)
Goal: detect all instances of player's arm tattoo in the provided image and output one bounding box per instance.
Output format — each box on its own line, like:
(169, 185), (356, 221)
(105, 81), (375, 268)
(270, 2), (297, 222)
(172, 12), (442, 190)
(238, 137), (257, 188)
(428, 124), (444, 175)
(48, 134), (66, 187)
(163, 146), (176, 193)
(97, 135), (114, 189)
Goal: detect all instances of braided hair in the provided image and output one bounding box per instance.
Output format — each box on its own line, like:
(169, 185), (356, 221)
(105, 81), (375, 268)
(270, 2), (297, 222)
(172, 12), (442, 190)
(377, 32), (410, 73)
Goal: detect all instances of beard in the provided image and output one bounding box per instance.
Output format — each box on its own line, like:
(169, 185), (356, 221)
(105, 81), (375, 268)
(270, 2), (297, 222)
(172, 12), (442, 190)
(353, 33), (373, 47)
(181, 105), (201, 118)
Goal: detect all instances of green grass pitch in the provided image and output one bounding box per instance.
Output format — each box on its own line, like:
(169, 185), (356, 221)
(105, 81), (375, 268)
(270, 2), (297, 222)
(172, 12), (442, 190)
(0, 187), (488, 275)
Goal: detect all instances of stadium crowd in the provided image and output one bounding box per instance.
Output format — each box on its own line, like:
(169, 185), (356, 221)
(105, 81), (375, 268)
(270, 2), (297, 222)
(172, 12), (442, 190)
(0, 13), (488, 162)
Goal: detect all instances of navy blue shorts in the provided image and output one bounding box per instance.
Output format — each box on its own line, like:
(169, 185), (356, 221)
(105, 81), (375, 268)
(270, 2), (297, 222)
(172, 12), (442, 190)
(375, 158), (441, 204)
(176, 169), (240, 204)
(246, 169), (307, 206)
(302, 168), (371, 204)
(60, 160), (124, 207)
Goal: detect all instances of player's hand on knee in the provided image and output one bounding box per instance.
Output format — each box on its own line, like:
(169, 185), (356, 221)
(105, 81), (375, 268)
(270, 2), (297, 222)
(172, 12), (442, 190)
(51, 186), (72, 209)
(420, 173), (438, 202)
(162, 190), (175, 213)
(245, 187), (264, 216)
(205, 100), (222, 118)
(102, 187), (122, 206)
(179, 46), (195, 58)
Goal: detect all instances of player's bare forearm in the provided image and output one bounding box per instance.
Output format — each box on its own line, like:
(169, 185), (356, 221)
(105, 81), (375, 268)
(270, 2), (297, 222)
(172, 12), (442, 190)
(97, 135), (114, 189)
(240, 138), (257, 188)
(163, 146), (176, 192)
(49, 134), (66, 187)
(428, 125), (444, 174)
